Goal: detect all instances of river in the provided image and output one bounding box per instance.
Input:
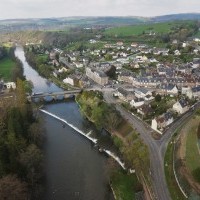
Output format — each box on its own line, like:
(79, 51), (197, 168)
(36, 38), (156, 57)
(15, 46), (114, 200)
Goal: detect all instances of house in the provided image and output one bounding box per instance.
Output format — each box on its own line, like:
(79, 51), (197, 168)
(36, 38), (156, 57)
(73, 62), (84, 68)
(63, 75), (78, 86)
(118, 71), (134, 84)
(58, 67), (68, 73)
(182, 86), (191, 95)
(116, 41), (124, 46)
(130, 98), (144, 108)
(173, 99), (189, 114)
(158, 84), (178, 96)
(137, 104), (153, 117)
(4, 82), (16, 89)
(186, 86), (200, 99)
(144, 94), (155, 102)
(86, 67), (108, 86)
(134, 88), (152, 98)
(116, 87), (135, 102)
(151, 112), (174, 132)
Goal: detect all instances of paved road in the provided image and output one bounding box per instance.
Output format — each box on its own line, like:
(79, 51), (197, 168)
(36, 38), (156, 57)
(103, 90), (200, 200)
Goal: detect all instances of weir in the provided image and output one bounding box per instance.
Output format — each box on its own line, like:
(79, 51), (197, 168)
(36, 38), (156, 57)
(39, 109), (127, 170)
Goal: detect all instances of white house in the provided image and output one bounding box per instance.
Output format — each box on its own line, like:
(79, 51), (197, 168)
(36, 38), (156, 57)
(130, 98), (144, 108)
(186, 86), (200, 99)
(63, 76), (77, 86)
(151, 112), (174, 133)
(4, 82), (16, 89)
(58, 67), (68, 73)
(134, 88), (152, 98)
(182, 86), (191, 95)
(173, 99), (189, 114)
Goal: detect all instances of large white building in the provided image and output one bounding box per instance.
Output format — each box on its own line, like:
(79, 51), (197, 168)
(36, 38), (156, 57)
(86, 67), (108, 86)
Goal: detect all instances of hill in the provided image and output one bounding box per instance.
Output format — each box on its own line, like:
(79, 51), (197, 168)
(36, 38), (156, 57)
(0, 13), (199, 33)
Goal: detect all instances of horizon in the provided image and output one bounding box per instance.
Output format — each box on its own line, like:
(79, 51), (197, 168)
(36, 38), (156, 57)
(0, 12), (200, 21)
(0, 0), (200, 20)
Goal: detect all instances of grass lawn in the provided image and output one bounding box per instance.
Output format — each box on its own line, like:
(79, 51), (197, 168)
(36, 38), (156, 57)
(165, 141), (187, 200)
(105, 22), (177, 36)
(111, 170), (142, 200)
(0, 57), (15, 81)
(185, 120), (200, 183)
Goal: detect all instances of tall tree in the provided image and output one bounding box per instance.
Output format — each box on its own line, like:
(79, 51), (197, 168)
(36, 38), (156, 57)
(0, 175), (28, 200)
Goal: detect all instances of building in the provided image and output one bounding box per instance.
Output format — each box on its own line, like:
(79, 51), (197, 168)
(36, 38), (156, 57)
(134, 88), (152, 99)
(186, 86), (200, 99)
(173, 99), (189, 114)
(158, 84), (178, 96)
(116, 87), (135, 102)
(151, 112), (174, 132)
(4, 82), (16, 89)
(86, 67), (108, 86)
(63, 75), (78, 86)
(130, 98), (144, 108)
(137, 104), (153, 118)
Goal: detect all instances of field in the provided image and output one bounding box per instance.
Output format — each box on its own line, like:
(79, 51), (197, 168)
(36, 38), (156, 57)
(111, 170), (142, 200)
(165, 141), (187, 200)
(0, 58), (15, 81)
(105, 21), (186, 37)
(185, 118), (200, 183)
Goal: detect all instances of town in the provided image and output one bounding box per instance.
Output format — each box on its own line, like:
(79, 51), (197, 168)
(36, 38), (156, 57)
(21, 35), (200, 135)
(1, 14), (200, 200)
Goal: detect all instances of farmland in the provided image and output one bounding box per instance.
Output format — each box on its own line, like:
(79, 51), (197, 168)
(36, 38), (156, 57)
(0, 57), (16, 81)
(104, 21), (194, 37)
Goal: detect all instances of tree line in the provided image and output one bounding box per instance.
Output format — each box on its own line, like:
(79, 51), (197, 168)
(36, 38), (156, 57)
(0, 80), (44, 199)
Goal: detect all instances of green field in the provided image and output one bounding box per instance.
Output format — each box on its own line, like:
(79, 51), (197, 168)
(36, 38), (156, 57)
(165, 141), (187, 200)
(186, 120), (200, 183)
(111, 170), (142, 200)
(0, 58), (15, 81)
(105, 22), (185, 36)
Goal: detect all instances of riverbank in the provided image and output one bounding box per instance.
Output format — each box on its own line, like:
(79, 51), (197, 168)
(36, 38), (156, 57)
(76, 90), (147, 199)
(14, 46), (115, 200)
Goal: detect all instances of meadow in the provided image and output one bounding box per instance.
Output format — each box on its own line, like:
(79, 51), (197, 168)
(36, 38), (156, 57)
(105, 21), (188, 37)
(0, 58), (15, 81)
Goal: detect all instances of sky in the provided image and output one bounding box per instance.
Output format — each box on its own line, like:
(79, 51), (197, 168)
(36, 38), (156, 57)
(0, 0), (199, 20)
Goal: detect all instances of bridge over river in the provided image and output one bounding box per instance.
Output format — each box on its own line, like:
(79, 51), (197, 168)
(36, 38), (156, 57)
(28, 89), (82, 102)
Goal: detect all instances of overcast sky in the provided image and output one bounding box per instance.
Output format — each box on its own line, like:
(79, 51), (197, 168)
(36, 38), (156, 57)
(0, 0), (199, 20)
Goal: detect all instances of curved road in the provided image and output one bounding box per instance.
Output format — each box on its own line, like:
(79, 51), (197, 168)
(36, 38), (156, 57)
(102, 90), (200, 200)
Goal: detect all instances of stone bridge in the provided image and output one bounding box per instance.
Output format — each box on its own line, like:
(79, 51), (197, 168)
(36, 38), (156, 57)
(28, 89), (82, 102)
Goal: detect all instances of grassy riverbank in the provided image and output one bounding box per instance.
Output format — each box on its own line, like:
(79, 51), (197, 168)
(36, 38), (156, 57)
(111, 170), (143, 200)
(76, 90), (150, 198)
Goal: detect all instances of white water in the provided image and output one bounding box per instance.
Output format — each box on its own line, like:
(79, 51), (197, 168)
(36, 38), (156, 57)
(103, 150), (126, 170)
(40, 109), (129, 170)
(40, 109), (98, 144)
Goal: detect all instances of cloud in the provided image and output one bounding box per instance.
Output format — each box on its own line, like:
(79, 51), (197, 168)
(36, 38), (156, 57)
(0, 0), (199, 19)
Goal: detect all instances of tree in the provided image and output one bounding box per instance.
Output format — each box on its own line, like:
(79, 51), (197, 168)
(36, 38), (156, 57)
(122, 133), (150, 177)
(155, 94), (161, 102)
(105, 111), (122, 131)
(197, 122), (200, 139)
(28, 122), (45, 147)
(0, 175), (28, 200)
(19, 144), (43, 186)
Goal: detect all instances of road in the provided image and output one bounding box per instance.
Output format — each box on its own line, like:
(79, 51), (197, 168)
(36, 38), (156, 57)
(102, 90), (200, 200)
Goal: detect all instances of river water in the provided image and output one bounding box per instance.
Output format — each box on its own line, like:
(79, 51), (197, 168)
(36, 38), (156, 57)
(15, 46), (113, 200)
